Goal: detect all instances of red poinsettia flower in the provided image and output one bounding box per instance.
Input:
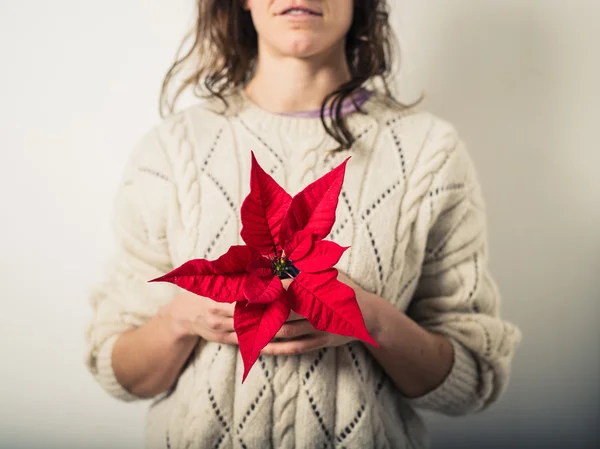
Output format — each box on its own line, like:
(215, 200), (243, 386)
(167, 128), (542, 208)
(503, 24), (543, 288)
(150, 152), (378, 381)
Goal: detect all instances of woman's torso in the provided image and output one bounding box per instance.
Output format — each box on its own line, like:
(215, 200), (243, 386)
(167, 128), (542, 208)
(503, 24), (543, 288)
(143, 91), (443, 449)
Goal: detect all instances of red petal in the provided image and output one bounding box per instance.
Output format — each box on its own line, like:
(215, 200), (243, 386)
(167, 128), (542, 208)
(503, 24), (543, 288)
(280, 157), (350, 245)
(293, 240), (349, 273)
(284, 229), (314, 261)
(246, 255), (273, 278)
(235, 297), (290, 382)
(244, 272), (283, 304)
(149, 245), (259, 303)
(287, 269), (378, 347)
(240, 152), (292, 255)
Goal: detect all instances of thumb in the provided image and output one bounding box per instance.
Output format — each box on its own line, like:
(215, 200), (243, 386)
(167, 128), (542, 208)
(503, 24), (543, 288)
(281, 278), (293, 290)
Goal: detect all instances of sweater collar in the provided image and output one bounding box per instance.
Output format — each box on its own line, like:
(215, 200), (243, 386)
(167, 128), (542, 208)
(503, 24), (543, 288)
(231, 88), (382, 142)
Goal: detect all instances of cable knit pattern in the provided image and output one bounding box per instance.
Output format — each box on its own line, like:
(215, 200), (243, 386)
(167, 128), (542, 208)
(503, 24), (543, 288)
(272, 356), (300, 448)
(84, 91), (521, 449)
(165, 114), (202, 257)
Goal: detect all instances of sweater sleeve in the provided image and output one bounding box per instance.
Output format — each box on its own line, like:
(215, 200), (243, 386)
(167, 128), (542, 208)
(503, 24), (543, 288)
(84, 127), (179, 402)
(403, 124), (521, 416)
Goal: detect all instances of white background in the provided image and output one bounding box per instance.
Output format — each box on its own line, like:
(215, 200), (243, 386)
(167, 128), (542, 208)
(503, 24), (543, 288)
(1, 1), (598, 448)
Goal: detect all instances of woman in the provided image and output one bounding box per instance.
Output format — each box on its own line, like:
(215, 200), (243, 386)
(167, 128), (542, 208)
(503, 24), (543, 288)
(85, 1), (521, 448)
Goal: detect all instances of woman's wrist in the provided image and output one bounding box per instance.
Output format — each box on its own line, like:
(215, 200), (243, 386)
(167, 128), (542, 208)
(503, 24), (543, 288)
(155, 308), (197, 344)
(362, 291), (434, 351)
(355, 288), (385, 343)
(357, 290), (455, 398)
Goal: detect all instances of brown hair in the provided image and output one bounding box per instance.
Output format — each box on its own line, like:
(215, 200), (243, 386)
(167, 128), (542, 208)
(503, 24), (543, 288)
(160, 0), (415, 150)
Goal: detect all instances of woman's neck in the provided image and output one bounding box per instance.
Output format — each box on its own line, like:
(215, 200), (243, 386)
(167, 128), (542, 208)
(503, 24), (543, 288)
(244, 41), (351, 115)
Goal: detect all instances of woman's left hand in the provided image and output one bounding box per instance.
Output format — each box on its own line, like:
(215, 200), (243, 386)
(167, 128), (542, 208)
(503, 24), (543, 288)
(260, 271), (375, 356)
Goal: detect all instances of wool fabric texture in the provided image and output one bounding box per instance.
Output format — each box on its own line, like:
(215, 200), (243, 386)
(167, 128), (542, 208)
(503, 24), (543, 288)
(85, 90), (521, 449)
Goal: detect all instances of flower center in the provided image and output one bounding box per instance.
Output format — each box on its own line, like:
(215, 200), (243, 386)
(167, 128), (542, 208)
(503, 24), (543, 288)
(272, 256), (288, 277)
(272, 255), (300, 279)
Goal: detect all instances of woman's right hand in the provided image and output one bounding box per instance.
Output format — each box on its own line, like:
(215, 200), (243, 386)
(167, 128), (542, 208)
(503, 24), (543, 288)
(157, 292), (238, 345)
(157, 282), (306, 346)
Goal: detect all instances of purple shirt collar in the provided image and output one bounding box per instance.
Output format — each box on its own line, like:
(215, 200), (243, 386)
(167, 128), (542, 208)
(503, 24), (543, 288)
(277, 88), (373, 119)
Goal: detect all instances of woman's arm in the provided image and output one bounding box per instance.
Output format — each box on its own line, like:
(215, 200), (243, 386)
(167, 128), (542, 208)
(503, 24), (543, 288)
(85, 127), (241, 400)
(262, 124), (521, 416)
(344, 130), (520, 414)
(367, 129), (521, 415)
(111, 292), (238, 398)
(354, 290), (455, 399)
(110, 314), (199, 399)
(85, 128), (181, 401)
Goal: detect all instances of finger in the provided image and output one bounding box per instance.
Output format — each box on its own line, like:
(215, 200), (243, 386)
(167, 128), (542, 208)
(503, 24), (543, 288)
(222, 331), (238, 345)
(204, 316), (235, 333)
(261, 333), (327, 356)
(189, 295), (234, 317)
(274, 319), (314, 340)
(206, 301), (236, 317)
(211, 331), (238, 345)
(218, 318), (235, 333)
(286, 311), (304, 322)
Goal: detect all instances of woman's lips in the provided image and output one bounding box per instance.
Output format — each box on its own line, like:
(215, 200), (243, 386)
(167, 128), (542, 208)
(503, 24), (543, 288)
(279, 7), (323, 17)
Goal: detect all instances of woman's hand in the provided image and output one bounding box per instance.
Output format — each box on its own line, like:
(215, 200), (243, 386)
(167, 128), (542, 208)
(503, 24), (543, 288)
(261, 272), (376, 356)
(261, 321), (355, 356)
(157, 292), (238, 345)
(156, 271), (376, 354)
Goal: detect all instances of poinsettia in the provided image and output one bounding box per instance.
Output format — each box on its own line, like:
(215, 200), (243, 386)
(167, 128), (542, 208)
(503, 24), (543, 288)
(150, 151), (378, 381)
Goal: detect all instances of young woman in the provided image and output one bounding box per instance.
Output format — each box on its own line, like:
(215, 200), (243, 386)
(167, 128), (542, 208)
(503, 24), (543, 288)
(85, 1), (521, 448)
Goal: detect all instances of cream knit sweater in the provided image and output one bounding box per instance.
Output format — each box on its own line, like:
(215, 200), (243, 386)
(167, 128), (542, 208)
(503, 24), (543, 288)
(85, 91), (521, 449)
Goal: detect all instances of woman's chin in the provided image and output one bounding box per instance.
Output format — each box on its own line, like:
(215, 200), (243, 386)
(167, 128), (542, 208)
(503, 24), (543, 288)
(277, 39), (334, 60)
